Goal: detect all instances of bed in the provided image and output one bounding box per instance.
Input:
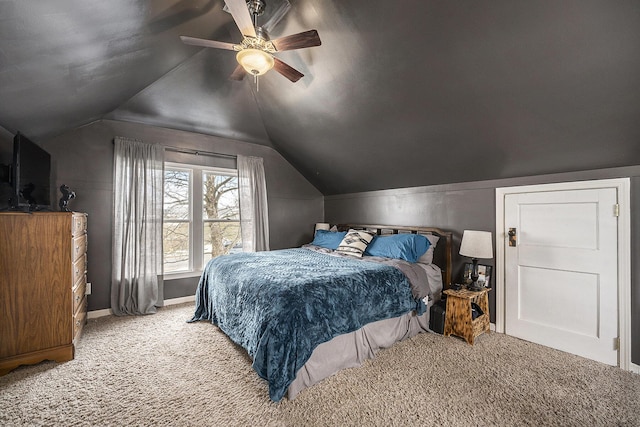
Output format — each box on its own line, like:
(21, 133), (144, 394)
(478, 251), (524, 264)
(190, 224), (452, 402)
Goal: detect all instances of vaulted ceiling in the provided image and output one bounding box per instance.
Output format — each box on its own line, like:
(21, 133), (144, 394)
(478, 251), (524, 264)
(1, 0), (640, 195)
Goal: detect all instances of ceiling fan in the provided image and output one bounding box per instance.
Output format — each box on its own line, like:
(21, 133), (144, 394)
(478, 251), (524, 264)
(180, 0), (321, 83)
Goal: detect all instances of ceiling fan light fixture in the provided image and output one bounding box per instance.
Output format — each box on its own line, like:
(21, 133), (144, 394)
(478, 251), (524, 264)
(181, 0), (320, 82)
(236, 48), (274, 76)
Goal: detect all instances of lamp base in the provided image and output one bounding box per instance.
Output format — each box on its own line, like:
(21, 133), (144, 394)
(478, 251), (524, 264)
(468, 282), (485, 292)
(468, 258), (483, 291)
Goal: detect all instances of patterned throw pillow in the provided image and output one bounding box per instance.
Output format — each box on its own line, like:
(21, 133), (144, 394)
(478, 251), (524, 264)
(336, 229), (376, 257)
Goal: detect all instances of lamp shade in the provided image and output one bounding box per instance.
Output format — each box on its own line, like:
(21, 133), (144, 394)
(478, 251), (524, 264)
(459, 230), (493, 259)
(315, 223), (331, 232)
(236, 49), (275, 76)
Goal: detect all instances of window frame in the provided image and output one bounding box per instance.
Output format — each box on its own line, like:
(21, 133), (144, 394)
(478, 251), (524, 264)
(163, 162), (239, 279)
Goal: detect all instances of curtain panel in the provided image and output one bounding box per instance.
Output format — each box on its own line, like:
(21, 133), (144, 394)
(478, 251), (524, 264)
(111, 137), (164, 315)
(238, 155), (270, 252)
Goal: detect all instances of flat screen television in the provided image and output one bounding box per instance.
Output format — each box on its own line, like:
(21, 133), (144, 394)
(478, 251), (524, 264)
(9, 132), (51, 211)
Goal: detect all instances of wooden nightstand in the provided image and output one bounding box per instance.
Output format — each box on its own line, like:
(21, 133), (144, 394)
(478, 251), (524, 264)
(443, 287), (491, 345)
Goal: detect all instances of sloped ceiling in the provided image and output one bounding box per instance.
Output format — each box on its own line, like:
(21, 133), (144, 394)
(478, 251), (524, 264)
(1, 0), (640, 195)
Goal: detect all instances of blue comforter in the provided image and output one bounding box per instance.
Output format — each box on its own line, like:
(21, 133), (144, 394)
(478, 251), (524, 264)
(191, 248), (425, 401)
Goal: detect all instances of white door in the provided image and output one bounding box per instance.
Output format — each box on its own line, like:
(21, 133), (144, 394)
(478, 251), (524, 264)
(504, 187), (619, 365)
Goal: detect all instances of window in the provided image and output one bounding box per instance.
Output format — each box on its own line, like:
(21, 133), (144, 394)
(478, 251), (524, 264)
(163, 163), (241, 275)
(163, 167), (192, 273)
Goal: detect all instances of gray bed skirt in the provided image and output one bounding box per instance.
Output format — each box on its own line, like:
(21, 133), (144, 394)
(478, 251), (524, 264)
(287, 301), (433, 399)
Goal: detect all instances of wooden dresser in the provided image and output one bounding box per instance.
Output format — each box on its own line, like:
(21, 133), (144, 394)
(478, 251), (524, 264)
(0, 211), (88, 375)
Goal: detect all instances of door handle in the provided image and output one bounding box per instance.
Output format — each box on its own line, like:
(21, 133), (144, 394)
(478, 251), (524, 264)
(508, 228), (517, 247)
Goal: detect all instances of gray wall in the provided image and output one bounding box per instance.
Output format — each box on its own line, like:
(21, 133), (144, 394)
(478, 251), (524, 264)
(325, 166), (640, 365)
(42, 120), (324, 311)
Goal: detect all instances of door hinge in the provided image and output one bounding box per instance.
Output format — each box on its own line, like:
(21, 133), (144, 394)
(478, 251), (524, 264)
(613, 204), (619, 217)
(613, 337), (620, 350)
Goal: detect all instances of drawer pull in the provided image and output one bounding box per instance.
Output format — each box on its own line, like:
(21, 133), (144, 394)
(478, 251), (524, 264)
(75, 295), (81, 302)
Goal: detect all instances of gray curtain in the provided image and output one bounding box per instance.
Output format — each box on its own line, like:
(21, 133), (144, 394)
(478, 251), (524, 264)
(111, 137), (164, 315)
(238, 155), (270, 252)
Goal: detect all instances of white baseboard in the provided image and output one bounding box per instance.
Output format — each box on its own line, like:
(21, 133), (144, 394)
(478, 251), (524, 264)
(87, 295), (196, 320)
(87, 308), (113, 320)
(164, 295), (196, 306)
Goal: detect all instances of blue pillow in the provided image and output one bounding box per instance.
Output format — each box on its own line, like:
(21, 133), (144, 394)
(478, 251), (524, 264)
(364, 234), (431, 263)
(311, 230), (347, 250)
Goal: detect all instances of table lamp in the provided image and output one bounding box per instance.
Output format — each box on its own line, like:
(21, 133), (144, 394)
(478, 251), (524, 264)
(459, 230), (493, 291)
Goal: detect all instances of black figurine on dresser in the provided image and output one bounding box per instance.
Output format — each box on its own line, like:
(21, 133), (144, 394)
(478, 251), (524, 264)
(59, 184), (76, 212)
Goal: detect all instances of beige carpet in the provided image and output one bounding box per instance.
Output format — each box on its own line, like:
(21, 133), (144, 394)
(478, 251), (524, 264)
(1, 302), (639, 426)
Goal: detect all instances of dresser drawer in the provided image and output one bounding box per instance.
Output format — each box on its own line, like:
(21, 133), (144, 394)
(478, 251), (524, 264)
(72, 214), (87, 237)
(72, 234), (87, 262)
(73, 297), (87, 342)
(72, 254), (87, 286)
(72, 276), (86, 314)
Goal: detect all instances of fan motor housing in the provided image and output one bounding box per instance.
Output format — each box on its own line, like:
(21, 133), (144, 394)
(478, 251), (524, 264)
(247, 0), (266, 17)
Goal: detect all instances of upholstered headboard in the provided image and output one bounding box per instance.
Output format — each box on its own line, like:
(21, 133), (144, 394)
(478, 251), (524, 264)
(335, 224), (453, 286)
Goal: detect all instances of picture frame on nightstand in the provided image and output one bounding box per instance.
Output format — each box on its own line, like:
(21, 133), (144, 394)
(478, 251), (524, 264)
(462, 263), (492, 288)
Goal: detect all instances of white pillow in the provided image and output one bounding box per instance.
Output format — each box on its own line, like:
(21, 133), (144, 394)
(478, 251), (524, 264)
(417, 234), (440, 264)
(336, 229), (376, 257)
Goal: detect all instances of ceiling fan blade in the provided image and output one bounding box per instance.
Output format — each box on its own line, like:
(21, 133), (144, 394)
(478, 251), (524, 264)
(229, 64), (246, 81)
(180, 36), (237, 51)
(272, 29), (321, 52)
(273, 57), (304, 82)
(224, 0), (257, 38)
